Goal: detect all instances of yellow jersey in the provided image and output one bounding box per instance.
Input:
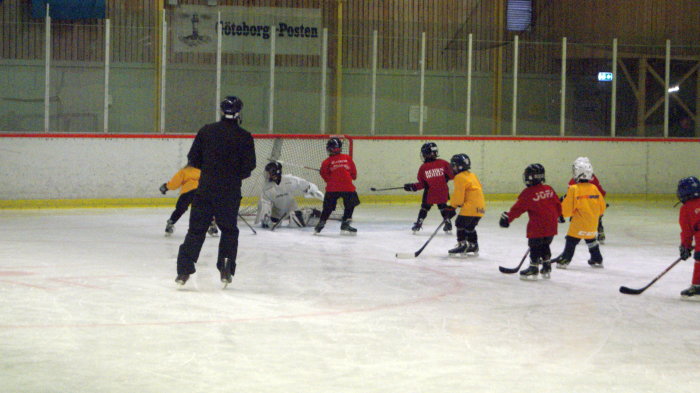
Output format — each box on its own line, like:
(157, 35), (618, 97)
(449, 171), (485, 217)
(166, 166), (200, 195)
(562, 182), (606, 239)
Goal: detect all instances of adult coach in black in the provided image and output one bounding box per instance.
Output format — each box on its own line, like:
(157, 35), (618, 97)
(175, 96), (256, 288)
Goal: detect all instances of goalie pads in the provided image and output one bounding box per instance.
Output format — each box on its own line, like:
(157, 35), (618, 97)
(255, 199), (273, 226)
(290, 208), (321, 227)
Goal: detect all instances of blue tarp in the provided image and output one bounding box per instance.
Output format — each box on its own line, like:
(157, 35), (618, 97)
(32, 0), (105, 19)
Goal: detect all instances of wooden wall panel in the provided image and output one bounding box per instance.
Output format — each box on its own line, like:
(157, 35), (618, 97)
(1, 0), (698, 71)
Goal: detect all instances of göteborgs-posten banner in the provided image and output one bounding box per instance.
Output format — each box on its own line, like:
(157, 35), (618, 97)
(172, 5), (321, 55)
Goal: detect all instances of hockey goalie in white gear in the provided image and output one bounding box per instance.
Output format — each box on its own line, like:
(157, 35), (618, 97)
(255, 161), (324, 228)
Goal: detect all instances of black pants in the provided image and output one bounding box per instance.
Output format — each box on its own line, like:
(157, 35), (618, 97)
(176, 193), (241, 275)
(320, 191), (361, 222)
(169, 189), (196, 223)
(560, 235), (603, 262)
(417, 200), (450, 221)
(528, 236), (553, 263)
(456, 216), (481, 243)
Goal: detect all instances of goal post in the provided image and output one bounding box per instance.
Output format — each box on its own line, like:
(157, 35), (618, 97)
(239, 134), (353, 217)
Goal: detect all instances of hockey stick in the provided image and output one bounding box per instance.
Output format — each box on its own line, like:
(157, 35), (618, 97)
(270, 213), (289, 232)
(370, 186), (405, 191)
(238, 214), (257, 235)
(396, 219), (447, 259)
(619, 257), (684, 295)
(498, 249), (531, 274)
(267, 158), (320, 172)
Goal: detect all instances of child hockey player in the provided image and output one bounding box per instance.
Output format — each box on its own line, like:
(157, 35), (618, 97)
(255, 161), (324, 229)
(159, 163), (218, 237)
(551, 159), (606, 268)
(403, 142), (454, 234)
(566, 157), (607, 243)
(499, 164), (562, 280)
(446, 153), (485, 256)
(677, 176), (700, 299)
(315, 137), (360, 235)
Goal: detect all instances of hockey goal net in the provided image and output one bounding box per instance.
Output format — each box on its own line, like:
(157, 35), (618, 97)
(239, 134), (352, 217)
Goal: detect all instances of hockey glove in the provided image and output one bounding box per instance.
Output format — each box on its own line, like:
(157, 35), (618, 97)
(159, 183), (168, 195)
(558, 216), (566, 223)
(443, 206), (457, 219)
(404, 183), (417, 192)
(499, 212), (510, 228)
(680, 245), (692, 260)
(305, 183), (324, 200)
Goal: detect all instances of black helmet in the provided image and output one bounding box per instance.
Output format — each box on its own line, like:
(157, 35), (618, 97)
(523, 164), (545, 187)
(450, 153), (471, 174)
(220, 96), (243, 120)
(326, 137), (342, 155)
(420, 142), (438, 162)
(264, 161), (282, 184)
(677, 176), (700, 204)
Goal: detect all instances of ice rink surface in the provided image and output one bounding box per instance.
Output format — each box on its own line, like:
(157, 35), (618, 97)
(1, 202), (699, 393)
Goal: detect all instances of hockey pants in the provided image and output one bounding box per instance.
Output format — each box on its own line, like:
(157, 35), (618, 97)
(176, 194), (241, 275)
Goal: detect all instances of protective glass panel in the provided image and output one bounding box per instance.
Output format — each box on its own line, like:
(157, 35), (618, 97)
(616, 43), (667, 137)
(668, 44), (699, 138)
(108, 23), (156, 133)
(0, 3), (46, 132)
(219, 36), (270, 135)
(49, 20), (105, 133)
(470, 39), (498, 136)
(516, 40), (561, 136)
(337, 30), (372, 136)
(421, 36), (469, 136)
(373, 33), (422, 135)
(566, 42), (614, 137)
(164, 8), (217, 134)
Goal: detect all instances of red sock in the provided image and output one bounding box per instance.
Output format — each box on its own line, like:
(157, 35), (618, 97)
(692, 261), (700, 285)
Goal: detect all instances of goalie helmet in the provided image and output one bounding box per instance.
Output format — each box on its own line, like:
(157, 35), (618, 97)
(220, 96), (243, 121)
(420, 142), (439, 162)
(523, 163), (545, 187)
(677, 176), (700, 204)
(264, 161), (282, 184)
(572, 159), (593, 182)
(574, 156), (591, 165)
(450, 153), (471, 174)
(326, 137), (342, 155)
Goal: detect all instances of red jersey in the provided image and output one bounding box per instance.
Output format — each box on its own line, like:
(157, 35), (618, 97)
(320, 153), (357, 192)
(506, 184), (562, 239)
(409, 159), (453, 204)
(680, 197), (700, 252)
(568, 175), (606, 196)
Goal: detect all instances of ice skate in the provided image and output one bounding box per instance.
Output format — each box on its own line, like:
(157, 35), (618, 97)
(411, 219), (423, 234)
(175, 274), (189, 288)
(313, 220), (326, 235)
(220, 270), (232, 289)
(540, 260), (552, 279)
(165, 220), (174, 237)
(207, 221), (219, 237)
(448, 241), (478, 257)
(680, 285), (700, 300)
(551, 255), (570, 269)
(519, 263), (539, 280)
(340, 219), (357, 236)
(588, 259), (604, 268)
(443, 220), (452, 233)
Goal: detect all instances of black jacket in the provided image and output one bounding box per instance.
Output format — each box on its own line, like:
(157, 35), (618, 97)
(187, 118), (256, 198)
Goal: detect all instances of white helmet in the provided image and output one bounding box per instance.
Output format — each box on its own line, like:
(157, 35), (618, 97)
(574, 156), (591, 165)
(572, 160), (594, 182)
